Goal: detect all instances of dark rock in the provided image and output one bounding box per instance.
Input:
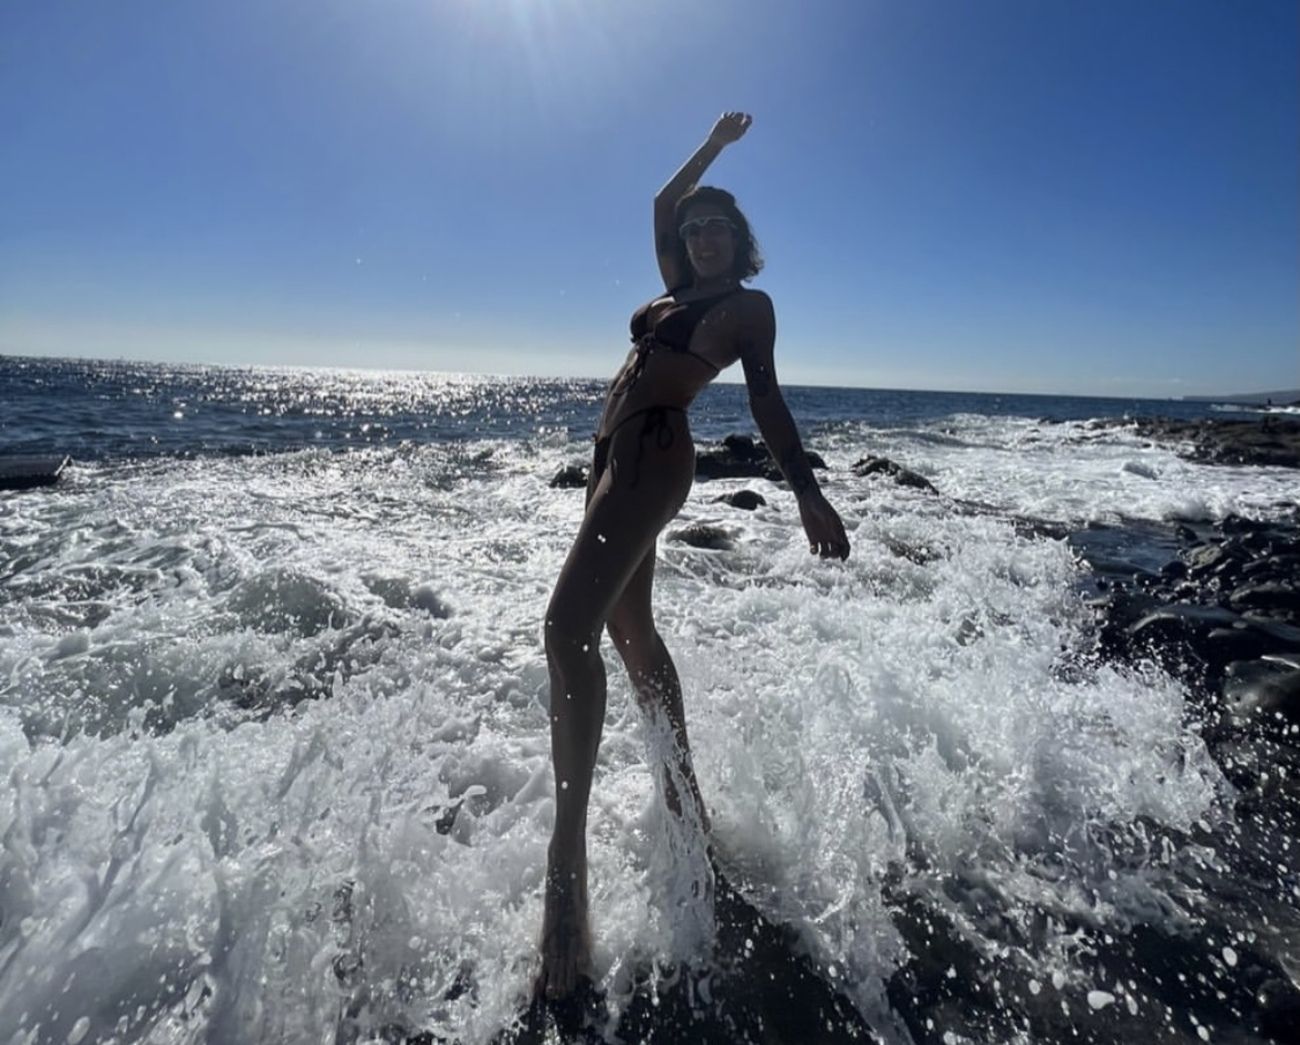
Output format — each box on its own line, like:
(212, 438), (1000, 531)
(1010, 515), (1072, 541)
(1240, 615), (1300, 649)
(883, 537), (941, 565)
(694, 448), (765, 481)
(1185, 542), (1239, 578)
(1093, 418), (1300, 469)
(668, 523), (735, 551)
(1129, 604), (1241, 637)
(1123, 605), (1242, 682)
(695, 435), (827, 482)
(1201, 615), (1300, 666)
(1241, 553), (1300, 581)
(721, 433), (763, 461)
(1205, 627), (1275, 664)
(713, 489), (766, 511)
(0, 455), (70, 491)
(1090, 589), (1163, 658)
(1228, 582), (1300, 617)
(851, 455), (938, 493)
(1224, 661), (1300, 732)
(1258, 977), (1300, 1042)
(549, 464), (587, 489)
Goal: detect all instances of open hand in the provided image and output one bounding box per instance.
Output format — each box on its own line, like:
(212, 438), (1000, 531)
(799, 494), (850, 560)
(709, 111), (752, 146)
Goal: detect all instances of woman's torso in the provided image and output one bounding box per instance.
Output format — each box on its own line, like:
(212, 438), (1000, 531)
(596, 286), (748, 440)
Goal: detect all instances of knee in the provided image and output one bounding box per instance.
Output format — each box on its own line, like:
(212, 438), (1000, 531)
(543, 609), (600, 676)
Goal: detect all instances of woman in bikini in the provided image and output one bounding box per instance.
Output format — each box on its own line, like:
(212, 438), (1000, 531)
(538, 111), (851, 999)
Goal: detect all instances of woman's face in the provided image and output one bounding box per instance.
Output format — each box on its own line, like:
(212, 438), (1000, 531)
(679, 203), (737, 281)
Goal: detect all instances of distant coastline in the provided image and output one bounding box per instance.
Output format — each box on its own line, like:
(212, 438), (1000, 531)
(1182, 388), (1300, 405)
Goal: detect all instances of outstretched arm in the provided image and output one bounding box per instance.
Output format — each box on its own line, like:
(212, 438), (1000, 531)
(739, 293), (850, 560)
(654, 112), (752, 290)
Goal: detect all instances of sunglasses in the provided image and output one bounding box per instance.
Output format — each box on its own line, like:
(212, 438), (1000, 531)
(678, 216), (736, 240)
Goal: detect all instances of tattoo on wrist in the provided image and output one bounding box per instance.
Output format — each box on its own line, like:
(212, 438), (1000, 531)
(781, 448), (816, 495)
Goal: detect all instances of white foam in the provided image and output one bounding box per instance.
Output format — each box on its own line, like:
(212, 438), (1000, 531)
(0, 421), (1257, 1042)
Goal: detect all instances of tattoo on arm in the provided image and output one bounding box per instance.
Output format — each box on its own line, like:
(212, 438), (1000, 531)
(781, 447), (816, 496)
(743, 343), (772, 398)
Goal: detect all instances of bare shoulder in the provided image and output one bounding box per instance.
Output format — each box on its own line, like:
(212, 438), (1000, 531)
(735, 288), (775, 336)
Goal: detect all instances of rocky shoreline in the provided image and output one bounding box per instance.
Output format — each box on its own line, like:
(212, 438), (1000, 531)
(1088, 415), (1300, 469)
(539, 418), (1300, 1042)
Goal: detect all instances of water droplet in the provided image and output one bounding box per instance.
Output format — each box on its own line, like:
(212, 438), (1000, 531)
(1029, 979), (1041, 995)
(1222, 946), (1237, 967)
(1087, 990), (1115, 1011)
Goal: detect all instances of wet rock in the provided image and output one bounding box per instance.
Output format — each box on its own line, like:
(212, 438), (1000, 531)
(0, 454), (70, 491)
(1264, 651), (1300, 671)
(851, 455), (938, 493)
(713, 489), (766, 510)
(668, 522), (735, 551)
(1186, 542), (1239, 578)
(1228, 581), (1300, 618)
(1257, 977), (1300, 1042)
(1224, 661), (1300, 731)
(1242, 553), (1300, 581)
(364, 576), (452, 617)
(1128, 604), (1241, 642)
(721, 433), (764, 461)
(549, 463), (587, 489)
(883, 536), (942, 565)
(695, 433), (827, 482)
(1241, 615), (1300, 648)
(1093, 417), (1300, 469)
(1160, 559), (1188, 581)
(1089, 589), (1162, 658)
(1204, 617), (1300, 664)
(1010, 515), (1072, 541)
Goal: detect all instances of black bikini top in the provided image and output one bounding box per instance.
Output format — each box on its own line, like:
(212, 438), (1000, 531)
(627, 287), (740, 371)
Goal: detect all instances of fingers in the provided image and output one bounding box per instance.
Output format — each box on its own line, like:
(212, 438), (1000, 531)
(715, 111), (753, 138)
(809, 539), (851, 560)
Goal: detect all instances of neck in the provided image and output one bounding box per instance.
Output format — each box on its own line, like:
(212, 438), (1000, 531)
(691, 275), (738, 295)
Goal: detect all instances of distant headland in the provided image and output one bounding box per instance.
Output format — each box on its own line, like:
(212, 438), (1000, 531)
(1183, 389), (1300, 406)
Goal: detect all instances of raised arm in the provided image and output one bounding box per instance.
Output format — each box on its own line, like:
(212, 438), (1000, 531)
(654, 112), (752, 290)
(739, 293), (851, 560)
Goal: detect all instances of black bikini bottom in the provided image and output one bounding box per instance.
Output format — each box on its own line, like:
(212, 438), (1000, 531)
(591, 406), (686, 491)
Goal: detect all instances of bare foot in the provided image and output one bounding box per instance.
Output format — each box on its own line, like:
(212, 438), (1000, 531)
(536, 858), (592, 1000)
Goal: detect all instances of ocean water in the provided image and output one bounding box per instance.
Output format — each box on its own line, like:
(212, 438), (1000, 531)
(1, 355), (1297, 1044)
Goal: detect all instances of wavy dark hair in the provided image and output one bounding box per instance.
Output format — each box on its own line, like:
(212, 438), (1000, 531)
(670, 186), (764, 285)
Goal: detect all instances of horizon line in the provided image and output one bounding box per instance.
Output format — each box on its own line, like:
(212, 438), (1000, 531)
(6, 349), (1292, 405)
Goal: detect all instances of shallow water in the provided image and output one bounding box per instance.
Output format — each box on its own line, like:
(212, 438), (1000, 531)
(1, 359), (1297, 1043)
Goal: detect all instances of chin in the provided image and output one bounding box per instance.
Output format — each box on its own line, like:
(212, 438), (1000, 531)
(692, 263), (732, 281)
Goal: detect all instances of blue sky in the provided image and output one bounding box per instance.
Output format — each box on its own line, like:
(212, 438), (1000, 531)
(2, 0), (1296, 396)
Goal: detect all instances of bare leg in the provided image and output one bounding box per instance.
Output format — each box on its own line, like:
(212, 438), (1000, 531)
(537, 417), (694, 1000)
(607, 552), (710, 832)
